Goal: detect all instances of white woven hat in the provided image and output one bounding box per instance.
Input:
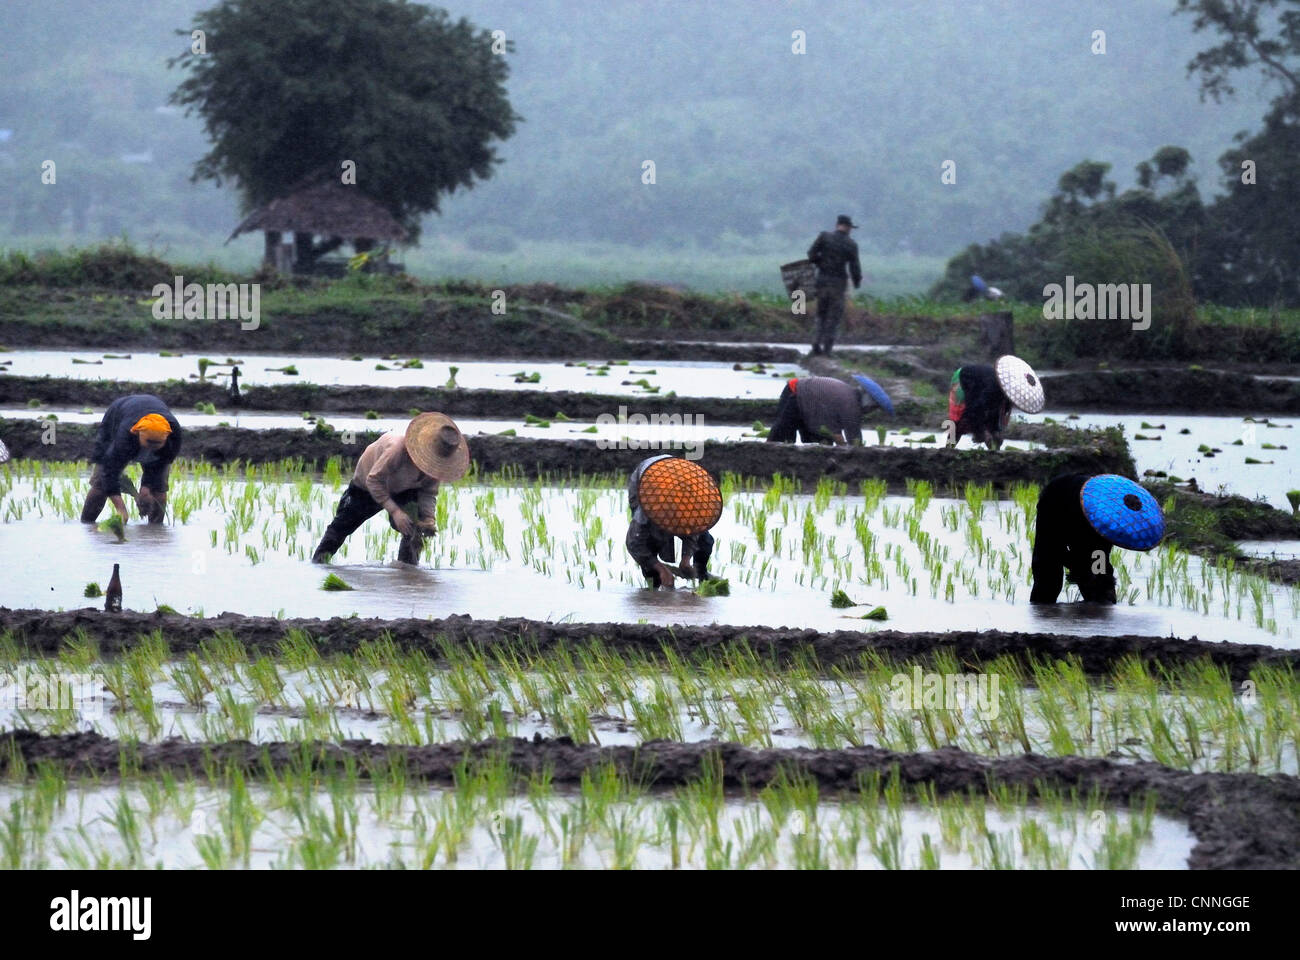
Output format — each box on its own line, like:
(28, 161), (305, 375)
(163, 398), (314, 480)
(995, 355), (1045, 413)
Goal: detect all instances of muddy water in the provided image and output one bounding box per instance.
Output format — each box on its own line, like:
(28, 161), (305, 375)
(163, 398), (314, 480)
(1031, 411), (1299, 510)
(4, 665), (1291, 775)
(0, 782), (1191, 869)
(1, 475), (1292, 646)
(0, 350), (808, 399)
(0, 407), (1045, 451)
(1237, 540), (1300, 560)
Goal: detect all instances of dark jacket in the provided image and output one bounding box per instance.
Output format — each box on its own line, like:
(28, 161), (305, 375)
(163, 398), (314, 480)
(808, 230), (862, 287)
(1030, 473), (1117, 603)
(91, 395), (182, 496)
(795, 377), (863, 444)
(949, 364), (1010, 443)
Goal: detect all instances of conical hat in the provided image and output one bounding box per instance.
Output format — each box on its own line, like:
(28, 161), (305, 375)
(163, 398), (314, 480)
(852, 374), (895, 415)
(638, 458), (723, 536)
(1080, 475), (1164, 550)
(404, 413), (470, 481)
(995, 355), (1045, 413)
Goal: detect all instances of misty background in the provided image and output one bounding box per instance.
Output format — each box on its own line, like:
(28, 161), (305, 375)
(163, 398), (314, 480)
(0, 0), (1278, 292)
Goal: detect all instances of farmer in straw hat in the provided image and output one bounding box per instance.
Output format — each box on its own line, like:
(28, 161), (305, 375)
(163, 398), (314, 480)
(626, 454), (723, 589)
(1029, 473), (1165, 604)
(311, 413), (470, 565)
(80, 394), (182, 525)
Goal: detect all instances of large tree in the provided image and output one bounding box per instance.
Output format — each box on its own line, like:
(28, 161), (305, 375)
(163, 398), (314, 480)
(168, 0), (519, 249)
(1176, 0), (1300, 305)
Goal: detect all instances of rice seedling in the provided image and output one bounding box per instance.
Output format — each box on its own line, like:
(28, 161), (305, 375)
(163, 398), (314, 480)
(321, 573), (354, 591)
(98, 514), (126, 542)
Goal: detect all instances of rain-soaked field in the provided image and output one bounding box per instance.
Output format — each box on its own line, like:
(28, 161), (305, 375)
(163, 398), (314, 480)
(3, 350), (1298, 870)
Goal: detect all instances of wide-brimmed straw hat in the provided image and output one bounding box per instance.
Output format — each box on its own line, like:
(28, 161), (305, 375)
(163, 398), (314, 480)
(405, 413), (470, 481)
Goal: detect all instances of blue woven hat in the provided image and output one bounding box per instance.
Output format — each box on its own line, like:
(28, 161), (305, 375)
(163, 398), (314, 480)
(1080, 475), (1164, 550)
(852, 374), (895, 415)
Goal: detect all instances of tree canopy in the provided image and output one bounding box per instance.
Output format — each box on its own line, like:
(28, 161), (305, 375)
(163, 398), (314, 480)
(167, 0), (519, 242)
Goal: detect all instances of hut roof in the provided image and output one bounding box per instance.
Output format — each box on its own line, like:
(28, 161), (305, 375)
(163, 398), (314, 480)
(228, 180), (408, 243)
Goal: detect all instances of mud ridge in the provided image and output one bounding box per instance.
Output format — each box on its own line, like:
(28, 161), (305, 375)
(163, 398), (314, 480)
(1041, 369), (1300, 414)
(0, 375), (791, 423)
(1, 730), (1294, 868)
(0, 418), (1134, 488)
(2, 608), (1295, 681)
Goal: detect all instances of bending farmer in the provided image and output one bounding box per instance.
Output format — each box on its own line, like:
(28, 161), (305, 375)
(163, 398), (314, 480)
(80, 394), (182, 525)
(627, 454), (723, 589)
(312, 413), (469, 565)
(947, 354), (1044, 450)
(767, 375), (891, 445)
(1030, 473), (1164, 604)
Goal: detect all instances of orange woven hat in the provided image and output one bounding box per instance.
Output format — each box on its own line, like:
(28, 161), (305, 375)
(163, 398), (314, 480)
(637, 458), (723, 536)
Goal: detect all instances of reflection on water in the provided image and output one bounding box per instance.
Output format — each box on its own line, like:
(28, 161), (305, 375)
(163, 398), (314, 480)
(0, 475), (1293, 647)
(0, 349), (806, 399)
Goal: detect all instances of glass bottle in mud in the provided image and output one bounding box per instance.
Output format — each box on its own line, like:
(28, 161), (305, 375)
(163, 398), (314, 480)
(105, 563), (122, 612)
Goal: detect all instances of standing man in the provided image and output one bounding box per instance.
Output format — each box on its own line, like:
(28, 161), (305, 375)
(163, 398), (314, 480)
(626, 454), (722, 589)
(80, 394), (182, 525)
(807, 214), (863, 355)
(312, 413), (469, 565)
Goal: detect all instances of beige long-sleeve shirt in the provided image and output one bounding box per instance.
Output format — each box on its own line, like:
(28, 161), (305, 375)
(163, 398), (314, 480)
(352, 432), (439, 521)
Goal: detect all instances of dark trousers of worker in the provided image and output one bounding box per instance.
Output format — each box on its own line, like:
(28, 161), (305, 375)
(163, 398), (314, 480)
(813, 280), (845, 353)
(766, 385), (828, 444)
(313, 483), (423, 563)
(1029, 475), (1117, 603)
(627, 522), (714, 585)
(80, 463), (167, 524)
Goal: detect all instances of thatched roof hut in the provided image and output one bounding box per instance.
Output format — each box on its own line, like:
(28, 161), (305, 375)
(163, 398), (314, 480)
(229, 181), (408, 244)
(229, 179), (408, 273)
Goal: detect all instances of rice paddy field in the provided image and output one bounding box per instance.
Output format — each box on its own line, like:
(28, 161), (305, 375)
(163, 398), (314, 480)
(3, 343), (1299, 873)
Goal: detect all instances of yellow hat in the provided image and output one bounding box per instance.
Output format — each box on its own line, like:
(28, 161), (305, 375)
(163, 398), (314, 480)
(130, 414), (173, 435)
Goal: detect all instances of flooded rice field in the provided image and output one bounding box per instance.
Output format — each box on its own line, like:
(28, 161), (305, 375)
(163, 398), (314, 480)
(5, 627), (1296, 775)
(0, 407), (1045, 451)
(1, 464), (1293, 645)
(0, 349), (809, 399)
(1030, 411), (1299, 509)
(0, 777), (1190, 869)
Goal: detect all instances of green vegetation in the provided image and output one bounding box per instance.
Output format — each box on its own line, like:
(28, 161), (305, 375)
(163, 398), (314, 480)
(321, 573), (354, 592)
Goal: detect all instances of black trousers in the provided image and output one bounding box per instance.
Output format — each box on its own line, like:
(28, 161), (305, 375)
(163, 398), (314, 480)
(766, 385), (828, 444)
(626, 522), (714, 585)
(80, 463), (167, 524)
(313, 484), (422, 562)
(814, 280), (845, 352)
(1029, 474), (1117, 603)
